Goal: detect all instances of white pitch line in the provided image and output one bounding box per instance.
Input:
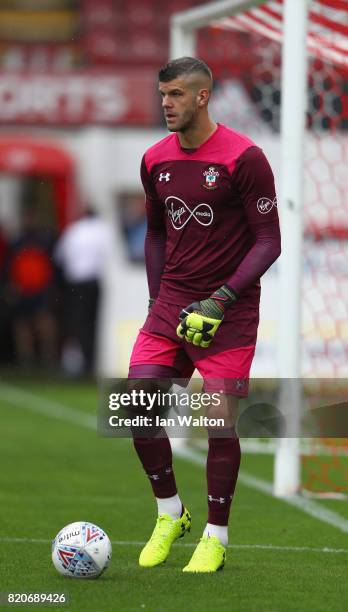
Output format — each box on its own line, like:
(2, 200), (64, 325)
(1, 537), (348, 555)
(0, 382), (96, 430)
(175, 446), (348, 534)
(2, 382), (348, 535)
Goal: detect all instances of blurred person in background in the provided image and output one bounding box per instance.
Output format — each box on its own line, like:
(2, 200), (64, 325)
(3, 207), (58, 368)
(54, 207), (111, 377)
(0, 224), (12, 363)
(0, 225), (7, 267)
(119, 192), (147, 263)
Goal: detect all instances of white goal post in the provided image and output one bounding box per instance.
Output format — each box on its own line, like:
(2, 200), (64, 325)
(170, 0), (310, 496)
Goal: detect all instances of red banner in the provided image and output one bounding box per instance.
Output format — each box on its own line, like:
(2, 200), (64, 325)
(0, 71), (158, 125)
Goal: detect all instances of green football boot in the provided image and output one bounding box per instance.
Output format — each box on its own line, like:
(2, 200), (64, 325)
(139, 508), (191, 568)
(183, 535), (226, 573)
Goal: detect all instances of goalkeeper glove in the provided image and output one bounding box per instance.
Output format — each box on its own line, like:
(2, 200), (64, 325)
(148, 298), (155, 312)
(176, 285), (236, 348)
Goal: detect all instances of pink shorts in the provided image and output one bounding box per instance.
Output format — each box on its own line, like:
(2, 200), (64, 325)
(129, 299), (258, 397)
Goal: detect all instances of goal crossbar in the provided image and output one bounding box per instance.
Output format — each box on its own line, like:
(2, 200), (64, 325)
(170, 0), (266, 58)
(171, 0), (266, 30)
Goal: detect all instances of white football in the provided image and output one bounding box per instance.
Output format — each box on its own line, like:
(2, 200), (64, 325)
(52, 521), (112, 578)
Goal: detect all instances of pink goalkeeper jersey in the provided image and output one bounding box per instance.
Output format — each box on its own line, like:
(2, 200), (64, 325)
(141, 123), (281, 307)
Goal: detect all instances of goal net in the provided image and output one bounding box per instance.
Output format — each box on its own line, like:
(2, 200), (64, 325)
(170, 0), (348, 496)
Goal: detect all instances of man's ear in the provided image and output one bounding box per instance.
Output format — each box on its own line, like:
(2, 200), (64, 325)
(197, 88), (210, 107)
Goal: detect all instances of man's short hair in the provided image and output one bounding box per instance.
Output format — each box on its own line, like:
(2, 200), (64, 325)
(158, 57), (213, 86)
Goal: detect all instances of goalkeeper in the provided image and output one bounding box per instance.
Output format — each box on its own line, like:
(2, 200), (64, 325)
(128, 57), (281, 573)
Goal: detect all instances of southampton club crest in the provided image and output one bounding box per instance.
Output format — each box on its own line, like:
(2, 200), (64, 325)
(202, 166), (219, 190)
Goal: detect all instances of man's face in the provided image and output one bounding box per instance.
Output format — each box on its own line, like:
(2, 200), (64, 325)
(159, 76), (201, 133)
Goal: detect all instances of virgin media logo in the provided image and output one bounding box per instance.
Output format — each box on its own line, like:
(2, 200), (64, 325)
(165, 196), (213, 230)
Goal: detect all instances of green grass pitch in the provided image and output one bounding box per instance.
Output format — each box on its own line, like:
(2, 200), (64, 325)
(0, 377), (347, 611)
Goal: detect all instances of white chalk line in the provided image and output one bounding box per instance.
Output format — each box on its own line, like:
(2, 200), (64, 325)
(0, 382), (96, 430)
(1, 537), (348, 555)
(2, 382), (348, 534)
(176, 446), (348, 534)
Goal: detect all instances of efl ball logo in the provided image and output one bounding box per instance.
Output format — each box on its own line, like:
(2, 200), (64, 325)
(52, 521), (112, 578)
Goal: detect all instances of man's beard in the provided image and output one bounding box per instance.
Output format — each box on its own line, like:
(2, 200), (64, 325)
(166, 109), (197, 133)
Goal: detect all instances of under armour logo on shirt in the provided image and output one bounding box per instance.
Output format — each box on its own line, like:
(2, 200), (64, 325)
(159, 172), (171, 182)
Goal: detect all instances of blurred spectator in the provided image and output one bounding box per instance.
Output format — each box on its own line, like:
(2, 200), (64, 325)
(54, 208), (111, 377)
(119, 192), (146, 263)
(0, 225), (6, 268)
(3, 208), (58, 368)
(0, 225), (12, 363)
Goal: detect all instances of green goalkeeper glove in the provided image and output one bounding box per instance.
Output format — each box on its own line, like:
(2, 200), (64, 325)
(176, 285), (236, 348)
(148, 298), (155, 312)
